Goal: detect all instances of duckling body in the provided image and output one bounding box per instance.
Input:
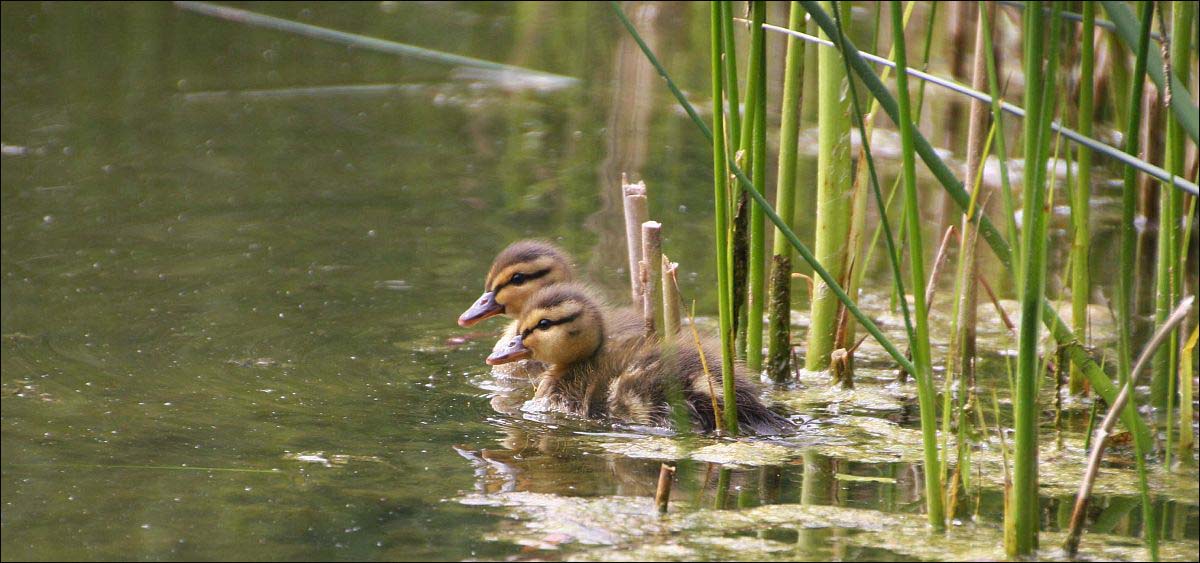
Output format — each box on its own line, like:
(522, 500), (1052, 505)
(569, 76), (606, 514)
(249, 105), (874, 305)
(489, 284), (792, 435)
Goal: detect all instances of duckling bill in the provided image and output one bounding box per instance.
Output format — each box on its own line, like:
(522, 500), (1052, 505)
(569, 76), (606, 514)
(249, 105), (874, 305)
(488, 283), (793, 435)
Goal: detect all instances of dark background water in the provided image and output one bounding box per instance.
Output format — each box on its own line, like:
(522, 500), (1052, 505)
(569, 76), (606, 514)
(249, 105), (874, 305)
(2, 2), (1196, 561)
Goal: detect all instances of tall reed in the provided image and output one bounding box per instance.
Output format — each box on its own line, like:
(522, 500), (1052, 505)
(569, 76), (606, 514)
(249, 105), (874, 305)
(766, 2), (807, 382)
(1009, 2), (1062, 554)
(1114, 1), (1159, 558)
(709, 1), (739, 435)
(720, 1), (741, 156)
(805, 0), (854, 373)
(890, 1), (945, 530)
(1070, 1), (1095, 395)
(746, 5), (768, 372)
(1155, 0), (1194, 451)
(732, 2), (767, 360)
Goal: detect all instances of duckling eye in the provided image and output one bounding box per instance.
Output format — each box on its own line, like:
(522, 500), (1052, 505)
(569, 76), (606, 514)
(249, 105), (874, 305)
(536, 319), (552, 330)
(510, 273), (527, 285)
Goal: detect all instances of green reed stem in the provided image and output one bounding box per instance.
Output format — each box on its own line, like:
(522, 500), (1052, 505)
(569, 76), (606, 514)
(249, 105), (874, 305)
(1118, 1), (1153, 391)
(1070, 1), (1095, 395)
(832, 1), (916, 356)
(805, 0), (854, 374)
(732, 2), (767, 359)
(841, 2), (911, 369)
(890, 1), (945, 531)
(1156, 0), (1194, 451)
(720, 1), (741, 158)
(766, 2), (806, 382)
(1116, 2), (1159, 558)
(709, 1), (739, 436)
(747, 5), (768, 372)
(1010, 3), (1062, 554)
(980, 3), (1019, 286)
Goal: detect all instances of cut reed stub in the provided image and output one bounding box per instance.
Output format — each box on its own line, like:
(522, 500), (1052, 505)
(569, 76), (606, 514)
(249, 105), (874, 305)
(622, 178), (649, 304)
(662, 257), (681, 336)
(641, 221), (663, 336)
(655, 463), (676, 513)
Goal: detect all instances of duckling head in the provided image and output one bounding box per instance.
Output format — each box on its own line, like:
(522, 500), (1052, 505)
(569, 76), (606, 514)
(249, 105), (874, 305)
(486, 283), (603, 367)
(458, 240), (575, 327)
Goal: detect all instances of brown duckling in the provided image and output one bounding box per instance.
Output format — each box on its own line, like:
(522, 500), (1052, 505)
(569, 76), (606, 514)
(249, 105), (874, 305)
(458, 240), (576, 380)
(459, 240), (641, 382)
(487, 283), (793, 435)
(459, 240), (576, 328)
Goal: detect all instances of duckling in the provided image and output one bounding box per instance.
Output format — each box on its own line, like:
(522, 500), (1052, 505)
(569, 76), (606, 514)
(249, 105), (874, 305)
(487, 283), (793, 435)
(459, 240), (575, 328)
(458, 240), (642, 382)
(458, 240), (576, 380)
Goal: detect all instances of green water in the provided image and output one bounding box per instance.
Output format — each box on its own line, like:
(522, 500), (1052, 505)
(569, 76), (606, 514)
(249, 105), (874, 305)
(2, 2), (1196, 561)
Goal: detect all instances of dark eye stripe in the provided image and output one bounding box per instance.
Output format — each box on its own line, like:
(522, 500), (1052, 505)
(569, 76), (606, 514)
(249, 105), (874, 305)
(491, 268), (551, 293)
(522, 312), (581, 337)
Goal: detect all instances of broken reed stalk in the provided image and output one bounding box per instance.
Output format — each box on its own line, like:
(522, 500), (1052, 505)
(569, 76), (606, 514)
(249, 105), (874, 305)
(1064, 296), (1195, 557)
(926, 225), (958, 311)
(805, 0), (854, 374)
(766, 1), (807, 383)
(978, 273), (1016, 335)
(642, 221), (663, 336)
(662, 257), (681, 336)
(890, 0), (945, 531)
(1069, 1), (1095, 395)
(708, 1), (739, 436)
(655, 463), (676, 513)
(623, 180), (648, 304)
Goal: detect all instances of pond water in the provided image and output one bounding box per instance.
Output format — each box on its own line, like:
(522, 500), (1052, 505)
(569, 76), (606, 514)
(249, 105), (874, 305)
(2, 2), (1196, 561)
